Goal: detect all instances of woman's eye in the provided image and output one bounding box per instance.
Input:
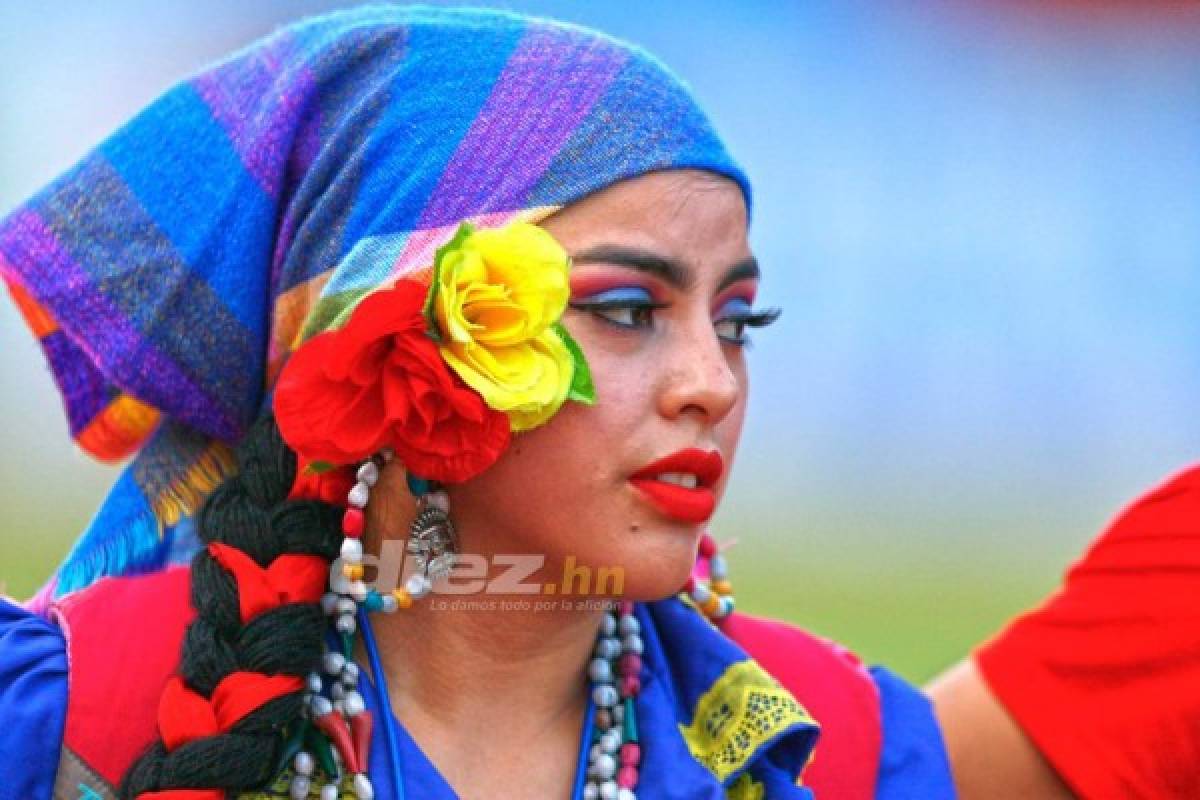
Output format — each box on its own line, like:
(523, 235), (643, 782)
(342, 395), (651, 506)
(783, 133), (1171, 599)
(714, 298), (782, 347)
(714, 316), (748, 343)
(569, 287), (663, 330)
(592, 304), (657, 328)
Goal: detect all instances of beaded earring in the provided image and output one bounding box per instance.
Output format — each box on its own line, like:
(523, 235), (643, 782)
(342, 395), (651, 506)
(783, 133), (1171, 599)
(681, 530), (736, 625)
(283, 453), (457, 799)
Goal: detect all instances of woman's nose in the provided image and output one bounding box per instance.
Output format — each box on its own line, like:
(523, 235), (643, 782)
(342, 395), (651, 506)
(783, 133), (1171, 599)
(656, 320), (740, 425)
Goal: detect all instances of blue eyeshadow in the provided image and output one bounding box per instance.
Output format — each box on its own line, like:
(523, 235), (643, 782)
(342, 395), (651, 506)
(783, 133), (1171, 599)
(575, 286), (654, 303)
(716, 296), (753, 316)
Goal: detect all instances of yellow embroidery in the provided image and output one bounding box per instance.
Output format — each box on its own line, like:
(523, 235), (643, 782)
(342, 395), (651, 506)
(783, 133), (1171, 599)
(727, 772), (767, 800)
(235, 770), (360, 799)
(678, 659), (818, 783)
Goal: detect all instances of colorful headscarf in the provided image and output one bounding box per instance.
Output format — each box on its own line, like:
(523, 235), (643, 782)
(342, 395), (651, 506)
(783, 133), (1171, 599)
(0, 6), (750, 605)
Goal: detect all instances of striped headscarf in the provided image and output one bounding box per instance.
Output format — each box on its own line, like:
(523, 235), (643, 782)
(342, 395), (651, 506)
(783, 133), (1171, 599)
(0, 6), (750, 605)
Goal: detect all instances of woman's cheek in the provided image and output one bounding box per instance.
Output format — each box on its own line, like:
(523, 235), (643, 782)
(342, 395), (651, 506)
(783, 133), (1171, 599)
(583, 343), (655, 431)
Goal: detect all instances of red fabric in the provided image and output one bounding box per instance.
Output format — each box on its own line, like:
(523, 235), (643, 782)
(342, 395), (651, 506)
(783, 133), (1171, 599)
(212, 671), (303, 728)
(136, 790), (223, 800)
(207, 542), (327, 623)
(976, 464), (1200, 799)
(157, 672), (302, 751)
(725, 611), (882, 800)
(157, 676), (218, 751)
(53, 567), (196, 787)
(289, 459), (355, 504)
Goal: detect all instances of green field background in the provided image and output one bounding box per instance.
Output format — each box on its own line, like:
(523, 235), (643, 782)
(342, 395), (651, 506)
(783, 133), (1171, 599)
(0, 457), (1086, 684)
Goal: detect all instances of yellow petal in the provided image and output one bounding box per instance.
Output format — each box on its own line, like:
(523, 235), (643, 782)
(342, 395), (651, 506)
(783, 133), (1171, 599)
(432, 222), (579, 431)
(471, 223), (570, 337)
(506, 328), (574, 432)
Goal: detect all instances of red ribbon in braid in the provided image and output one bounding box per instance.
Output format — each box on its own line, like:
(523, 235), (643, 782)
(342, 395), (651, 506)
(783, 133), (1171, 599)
(208, 542), (328, 623)
(139, 671), (304, 799)
(133, 544), (327, 797)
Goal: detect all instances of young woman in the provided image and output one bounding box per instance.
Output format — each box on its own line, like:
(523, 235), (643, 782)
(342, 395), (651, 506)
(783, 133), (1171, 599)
(2, 7), (1195, 800)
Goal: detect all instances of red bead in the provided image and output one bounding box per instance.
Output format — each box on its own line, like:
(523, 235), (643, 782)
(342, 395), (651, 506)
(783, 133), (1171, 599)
(620, 674), (641, 697)
(617, 766), (638, 789)
(343, 507), (364, 537)
(682, 575), (696, 594)
(620, 743), (641, 766)
(313, 711), (359, 775)
(698, 533), (717, 558)
(350, 710), (373, 774)
(618, 653), (642, 676)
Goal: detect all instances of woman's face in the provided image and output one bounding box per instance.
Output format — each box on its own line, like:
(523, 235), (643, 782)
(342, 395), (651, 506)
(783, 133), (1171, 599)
(423, 169), (760, 601)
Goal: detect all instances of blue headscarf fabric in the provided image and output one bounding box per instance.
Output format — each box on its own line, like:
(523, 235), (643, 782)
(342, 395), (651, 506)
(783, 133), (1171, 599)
(0, 6), (749, 604)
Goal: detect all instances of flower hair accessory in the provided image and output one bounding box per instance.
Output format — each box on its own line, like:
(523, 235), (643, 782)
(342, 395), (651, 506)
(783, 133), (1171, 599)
(274, 221), (595, 483)
(269, 222), (601, 799)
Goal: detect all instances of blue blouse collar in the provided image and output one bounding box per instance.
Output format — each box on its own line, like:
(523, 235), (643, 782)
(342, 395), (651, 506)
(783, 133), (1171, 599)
(354, 597), (819, 799)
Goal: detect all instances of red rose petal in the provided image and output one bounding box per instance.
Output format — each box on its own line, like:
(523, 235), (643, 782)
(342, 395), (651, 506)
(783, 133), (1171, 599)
(273, 279), (512, 480)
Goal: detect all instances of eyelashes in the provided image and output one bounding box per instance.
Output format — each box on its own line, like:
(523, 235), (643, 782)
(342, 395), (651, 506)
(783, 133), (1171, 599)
(567, 295), (668, 331)
(714, 306), (782, 348)
(568, 287), (781, 347)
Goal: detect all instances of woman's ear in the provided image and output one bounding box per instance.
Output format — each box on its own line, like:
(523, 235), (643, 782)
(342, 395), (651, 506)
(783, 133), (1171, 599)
(364, 460), (419, 548)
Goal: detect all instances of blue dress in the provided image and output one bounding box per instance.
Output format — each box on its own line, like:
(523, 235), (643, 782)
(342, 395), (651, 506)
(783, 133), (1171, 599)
(0, 595), (954, 800)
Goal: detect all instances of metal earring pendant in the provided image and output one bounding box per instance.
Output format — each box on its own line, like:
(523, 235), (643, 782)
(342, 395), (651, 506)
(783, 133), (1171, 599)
(406, 490), (458, 582)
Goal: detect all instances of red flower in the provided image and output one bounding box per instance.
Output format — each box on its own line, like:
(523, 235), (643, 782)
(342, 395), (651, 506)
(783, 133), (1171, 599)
(287, 459), (355, 505)
(273, 280), (510, 484)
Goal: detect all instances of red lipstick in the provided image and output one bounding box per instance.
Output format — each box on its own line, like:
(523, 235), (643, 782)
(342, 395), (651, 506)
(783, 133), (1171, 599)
(629, 448), (724, 524)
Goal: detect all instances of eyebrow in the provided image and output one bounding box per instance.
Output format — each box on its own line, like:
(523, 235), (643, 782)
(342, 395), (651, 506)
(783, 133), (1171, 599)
(571, 244), (760, 294)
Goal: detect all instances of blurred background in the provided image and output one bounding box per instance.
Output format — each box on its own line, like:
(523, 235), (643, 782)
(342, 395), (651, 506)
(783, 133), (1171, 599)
(2, 0), (1198, 682)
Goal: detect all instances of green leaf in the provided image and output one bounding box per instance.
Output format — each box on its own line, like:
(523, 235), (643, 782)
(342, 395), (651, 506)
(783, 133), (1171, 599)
(423, 222), (475, 342)
(554, 322), (596, 405)
(306, 460), (336, 474)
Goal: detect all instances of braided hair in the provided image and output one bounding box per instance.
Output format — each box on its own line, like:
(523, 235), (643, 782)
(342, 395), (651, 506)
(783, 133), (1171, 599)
(120, 414), (343, 797)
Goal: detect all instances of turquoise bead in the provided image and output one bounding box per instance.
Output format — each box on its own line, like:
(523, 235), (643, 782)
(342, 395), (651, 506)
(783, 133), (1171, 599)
(406, 473), (432, 496)
(364, 590), (384, 612)
(622, 697), (638, 743)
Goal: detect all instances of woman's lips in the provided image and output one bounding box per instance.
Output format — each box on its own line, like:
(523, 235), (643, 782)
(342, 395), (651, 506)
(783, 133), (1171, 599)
(628, 478), (716, 523)
(628, 448), (724, 524)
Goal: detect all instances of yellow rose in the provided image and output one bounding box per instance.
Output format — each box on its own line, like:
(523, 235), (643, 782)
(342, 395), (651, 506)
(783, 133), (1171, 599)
(431, 222), (584, 431)
(441, 324), (576, 432)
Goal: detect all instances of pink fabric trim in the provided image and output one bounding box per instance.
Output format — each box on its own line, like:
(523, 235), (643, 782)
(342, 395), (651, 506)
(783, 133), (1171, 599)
(724, 612), (882, 799)
(52, 567), (195, 787)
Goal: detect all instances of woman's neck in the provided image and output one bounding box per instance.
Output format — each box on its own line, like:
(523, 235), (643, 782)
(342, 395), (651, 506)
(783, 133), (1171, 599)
(358, 466), (605, 794)
(359, 600), (603, 797)
(364, 599), (603, 734)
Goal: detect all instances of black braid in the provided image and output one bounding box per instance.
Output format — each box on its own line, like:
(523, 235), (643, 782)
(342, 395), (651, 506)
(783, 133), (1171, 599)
(120, 414), (343, 798)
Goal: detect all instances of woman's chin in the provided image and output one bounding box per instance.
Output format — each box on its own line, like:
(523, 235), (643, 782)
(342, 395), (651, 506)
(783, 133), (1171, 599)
(603, 534), (703, 603)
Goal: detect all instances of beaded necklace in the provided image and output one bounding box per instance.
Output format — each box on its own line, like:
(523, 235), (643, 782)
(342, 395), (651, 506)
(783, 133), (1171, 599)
(285, 455), (648, 799)
(358, 604), (643, 800)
